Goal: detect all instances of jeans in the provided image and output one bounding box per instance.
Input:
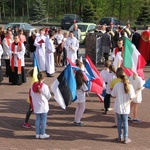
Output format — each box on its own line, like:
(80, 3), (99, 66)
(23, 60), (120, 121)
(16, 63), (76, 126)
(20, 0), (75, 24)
(35, 113), (47, 135)
(116, 113), (128, 140)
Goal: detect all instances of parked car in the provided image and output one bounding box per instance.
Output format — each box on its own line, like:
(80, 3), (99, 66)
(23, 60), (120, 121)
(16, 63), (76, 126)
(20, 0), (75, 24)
(4, 22), (36, 38)
(61, 14), (82, 30)
(69, 23), (96, 44)
(99, 17), (122, 26)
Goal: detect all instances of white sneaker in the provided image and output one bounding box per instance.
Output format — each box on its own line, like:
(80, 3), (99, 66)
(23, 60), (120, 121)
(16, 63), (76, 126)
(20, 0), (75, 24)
(108, 108), (113, 111)
(40, 133), (50, 139)
(35, 134), (40, 139)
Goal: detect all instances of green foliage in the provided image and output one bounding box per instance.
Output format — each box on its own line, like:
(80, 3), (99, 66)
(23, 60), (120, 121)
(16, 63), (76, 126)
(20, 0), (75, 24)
(137, 0), (150, 24)
(29, 0), (46, 21)
(0, 0), (149, 25)
(82, 0), (95, 22)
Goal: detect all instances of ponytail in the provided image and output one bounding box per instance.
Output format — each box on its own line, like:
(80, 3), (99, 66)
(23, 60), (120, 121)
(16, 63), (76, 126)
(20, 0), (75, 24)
(118, 71), (130, 93)
(133, 72), (137, 80)
(37, 71), (45, 93)
(109, 65), (116, 74)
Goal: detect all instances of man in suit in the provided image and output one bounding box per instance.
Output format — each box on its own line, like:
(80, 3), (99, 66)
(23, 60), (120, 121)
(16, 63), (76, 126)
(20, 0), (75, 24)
(101, 27), (111, 61)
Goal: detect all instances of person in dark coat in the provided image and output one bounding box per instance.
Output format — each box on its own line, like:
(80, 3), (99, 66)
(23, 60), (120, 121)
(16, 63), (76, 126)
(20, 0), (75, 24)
(132, 27), (141, 50)
(28, 32), (36, 61)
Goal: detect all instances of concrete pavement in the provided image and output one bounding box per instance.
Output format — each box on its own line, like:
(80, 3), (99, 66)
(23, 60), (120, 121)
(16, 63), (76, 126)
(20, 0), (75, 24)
(0, 58), (150, 150)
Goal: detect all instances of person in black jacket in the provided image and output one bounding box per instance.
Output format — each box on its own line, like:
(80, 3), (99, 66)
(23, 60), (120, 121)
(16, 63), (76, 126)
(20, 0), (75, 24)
(132, 27), (141, 50)
(28, 32), (36, 61)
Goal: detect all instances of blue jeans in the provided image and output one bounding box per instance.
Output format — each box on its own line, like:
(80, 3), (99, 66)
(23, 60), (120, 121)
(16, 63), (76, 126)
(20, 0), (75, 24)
(35, 113), (47, 135)
(116, 113), (128, 140)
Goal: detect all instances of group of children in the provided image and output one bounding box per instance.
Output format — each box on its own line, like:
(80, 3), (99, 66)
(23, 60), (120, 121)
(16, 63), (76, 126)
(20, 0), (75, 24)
(26, 56), (144, 144)
(23, 59), (88, 139)
(100, 60), (144, 143)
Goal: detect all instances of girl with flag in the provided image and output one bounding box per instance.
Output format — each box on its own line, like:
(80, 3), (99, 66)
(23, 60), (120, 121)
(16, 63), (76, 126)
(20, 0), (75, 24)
(111, 71), (135, 144)
(74, 70), (88, 126)
(31, 71), (51, 139)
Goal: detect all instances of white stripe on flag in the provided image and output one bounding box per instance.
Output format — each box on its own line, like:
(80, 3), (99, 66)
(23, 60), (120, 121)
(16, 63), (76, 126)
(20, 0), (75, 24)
(50, 79), (66, 109)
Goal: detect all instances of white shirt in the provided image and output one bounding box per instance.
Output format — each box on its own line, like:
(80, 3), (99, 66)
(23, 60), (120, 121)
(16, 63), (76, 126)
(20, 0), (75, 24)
(2, 37), (13, 59)
(0, 45), (3, 66)
(111, 82), (135, 114)
(8, 43), (25, 67)
(34, 35), (46, 71)
(106, 72), (116, 94)
(129, 75), (145, 103)
(31, 83), (51, 114)
(55, 33), (64, 45)
(64, 36), (79, 63)
(100, 69), (109, 83)
(75, 83), (88, 103)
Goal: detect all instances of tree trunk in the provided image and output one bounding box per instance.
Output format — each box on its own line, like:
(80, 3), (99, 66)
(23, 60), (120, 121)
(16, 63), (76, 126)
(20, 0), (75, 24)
(3, 1), (5, 18)
(27, 0), (29, 18)
(119, 0), (122, 20)
(0, 7), (1, 20)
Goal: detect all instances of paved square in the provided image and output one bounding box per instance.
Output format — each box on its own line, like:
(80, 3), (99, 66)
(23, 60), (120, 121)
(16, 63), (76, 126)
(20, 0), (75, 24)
(0, 58), (150, 150)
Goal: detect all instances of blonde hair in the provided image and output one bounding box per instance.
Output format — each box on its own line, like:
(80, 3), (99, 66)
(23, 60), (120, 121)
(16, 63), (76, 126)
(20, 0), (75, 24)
(37, 71), (45, 82)
(118, 71), (130, 93)
(37, 71), (45, 93)
(133, 72), (137, 80)
(76, 59), (83, 69)
(116, 67), (124, 78)
(109, 65), (116, 74)
(104, 60), (111, 68)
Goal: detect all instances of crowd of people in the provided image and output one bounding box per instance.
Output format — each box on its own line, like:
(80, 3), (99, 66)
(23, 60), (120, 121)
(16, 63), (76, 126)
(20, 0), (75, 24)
(97, 23), (147, 144)
(95, 22), (150, 64)
(0, 24), (81, 84)
(0, 23), (148, 143)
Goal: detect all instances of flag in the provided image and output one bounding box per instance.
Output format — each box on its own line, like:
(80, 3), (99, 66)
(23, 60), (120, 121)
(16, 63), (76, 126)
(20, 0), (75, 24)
(85, 55), (104, 101)
(31, 53), (40, 84)
(50, 64), (77, 109)
(67, 56), (104, 101)
(123, 37), (146, 74)
(27, 53), (40, 103)
(144, 78), (150, 89)
(85, 55), (104, 87)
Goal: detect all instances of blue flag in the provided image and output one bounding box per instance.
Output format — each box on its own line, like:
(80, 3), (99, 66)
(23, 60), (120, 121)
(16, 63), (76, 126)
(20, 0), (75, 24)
(144, 78), (150, 89)
(50, 64), (77, 109)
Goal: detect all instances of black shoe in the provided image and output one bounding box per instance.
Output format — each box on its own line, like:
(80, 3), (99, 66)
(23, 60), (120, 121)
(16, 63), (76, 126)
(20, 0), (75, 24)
(47, 74), (54, 77)
(74, 122), (84, 127)
(103, 110), (107, 114)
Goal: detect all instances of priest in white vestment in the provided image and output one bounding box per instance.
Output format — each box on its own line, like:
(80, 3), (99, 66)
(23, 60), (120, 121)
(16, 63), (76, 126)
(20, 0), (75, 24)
(64, 31), (79, 64)
(34, 28), (46, 71)
(45, 31), (55, 77)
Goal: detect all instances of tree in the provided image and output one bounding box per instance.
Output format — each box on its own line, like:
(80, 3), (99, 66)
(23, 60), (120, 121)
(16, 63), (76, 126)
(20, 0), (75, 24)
(82, 0), (95, 22)
(137, 0), (150, 25)
(29, 0), (46, 21)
